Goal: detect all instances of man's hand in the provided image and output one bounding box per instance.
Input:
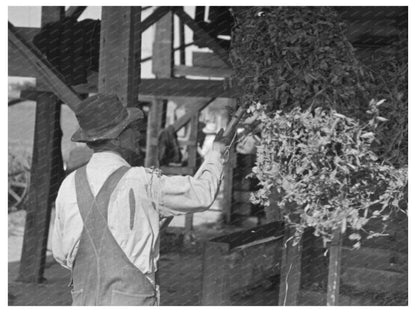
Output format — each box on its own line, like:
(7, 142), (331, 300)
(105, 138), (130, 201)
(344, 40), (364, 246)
(212, 128), (236, 155)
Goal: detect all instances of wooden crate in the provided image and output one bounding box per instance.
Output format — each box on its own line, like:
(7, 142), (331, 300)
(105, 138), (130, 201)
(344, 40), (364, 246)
(201, 221), (284, 305)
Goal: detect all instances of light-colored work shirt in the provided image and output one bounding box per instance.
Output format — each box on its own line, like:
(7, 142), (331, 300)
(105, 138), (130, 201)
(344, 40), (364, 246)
(52, 150), (224, 279)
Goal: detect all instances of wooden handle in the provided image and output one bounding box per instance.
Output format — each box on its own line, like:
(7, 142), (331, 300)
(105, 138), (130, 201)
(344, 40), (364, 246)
(223, 106), (246, 137)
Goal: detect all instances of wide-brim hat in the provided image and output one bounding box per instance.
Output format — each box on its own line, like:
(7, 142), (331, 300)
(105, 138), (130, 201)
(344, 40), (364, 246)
(71, 94), (144, 143)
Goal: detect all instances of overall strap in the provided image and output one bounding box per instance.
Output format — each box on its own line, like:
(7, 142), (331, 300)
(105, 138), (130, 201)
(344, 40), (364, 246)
(75, 165), (130, 224)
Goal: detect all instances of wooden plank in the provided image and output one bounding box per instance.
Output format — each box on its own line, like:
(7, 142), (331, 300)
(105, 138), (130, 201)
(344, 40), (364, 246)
(139, 78), (236, 98)
(16, 78), (237, 100)
(278, 225), (303, 305)
(18, 6), (66, 284)
(65, 6), (87, 19)
(201, 221), (284, 305)
(98, 7), (142, 107)
(192, 51), (229, 69)
(174, 65), (232, 78)
(8, 22), (82, 111)
(327, 227), (343, 306)
(173, 8), (231, 67)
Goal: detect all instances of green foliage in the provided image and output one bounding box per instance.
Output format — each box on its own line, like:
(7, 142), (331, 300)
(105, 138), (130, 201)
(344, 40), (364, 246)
(359, 38), (408, 166)
(230, 7), (370, 119)
(229, 7), (408, 246)
(230, 6), (408, 166)
(249, 100), (407, 246)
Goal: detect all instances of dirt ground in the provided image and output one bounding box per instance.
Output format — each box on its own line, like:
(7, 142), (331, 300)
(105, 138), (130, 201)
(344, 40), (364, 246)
(8, 209), (408, 306)
(8, 209), (277, 306)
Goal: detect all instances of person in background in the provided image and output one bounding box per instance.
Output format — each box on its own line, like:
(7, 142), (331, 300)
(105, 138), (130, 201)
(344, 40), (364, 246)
(52, 94), (235, 306)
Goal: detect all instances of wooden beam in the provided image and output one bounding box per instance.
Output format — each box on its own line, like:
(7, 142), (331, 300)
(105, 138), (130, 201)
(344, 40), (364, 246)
(173, 7), (231, 67)
(26, 77), (236, 99)
(65, 6), (87, 19)
(174, 65), (232, 78)
(18, 7), (66, 283)
(139, 78), (236, 98)
(8, 27), (40, 78)
(146, 10), (173, 168)
(152, 11), (174, 77)
(171, 97), (215, 132)
(8, 22), (82, 111)
(192, 51), (229, 69)
(141, 6), (171, 34)
(98, 7), (141, 107)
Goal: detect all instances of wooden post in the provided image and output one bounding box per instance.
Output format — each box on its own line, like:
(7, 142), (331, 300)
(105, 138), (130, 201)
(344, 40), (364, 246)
(327, 227), (343, 306)
(146, 10), (174, 167)
(179, 8), (186, 67)
(98, 7), (142, 107)
(183, 115), (199, 242)
(145, 98), (165, 168)
(222, 146), (235, 224)
(18, 6), (65, 283)
(278, 225), (303, 305)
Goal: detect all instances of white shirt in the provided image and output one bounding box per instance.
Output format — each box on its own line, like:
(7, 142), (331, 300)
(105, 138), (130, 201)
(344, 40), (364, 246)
(52, 150), (224, 277)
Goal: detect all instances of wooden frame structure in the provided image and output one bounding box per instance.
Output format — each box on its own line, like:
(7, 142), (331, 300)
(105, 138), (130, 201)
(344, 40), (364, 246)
(9, 6), (235, 283)
(8, 5), (407, 307)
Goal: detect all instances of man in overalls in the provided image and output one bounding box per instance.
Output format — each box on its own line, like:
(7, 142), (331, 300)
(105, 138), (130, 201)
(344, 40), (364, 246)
(52, 94), (233, 305)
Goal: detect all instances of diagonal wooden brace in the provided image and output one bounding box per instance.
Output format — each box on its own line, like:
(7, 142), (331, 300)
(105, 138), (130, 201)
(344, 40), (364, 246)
(172, 7), (232, 67)
(8, 22), (82, 112)
(65, 6), (87, 19)
(141, 6), (172, 34)
(170, 97), (216, 132)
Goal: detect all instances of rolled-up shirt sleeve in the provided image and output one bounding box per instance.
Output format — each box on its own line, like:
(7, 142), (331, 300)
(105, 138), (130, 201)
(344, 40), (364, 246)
(152, 150), (224, 217)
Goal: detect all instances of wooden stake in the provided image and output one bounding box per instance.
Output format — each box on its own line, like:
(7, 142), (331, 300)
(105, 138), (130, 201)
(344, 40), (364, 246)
(278, 225), (303, 305)
(327, 227), (343, 306)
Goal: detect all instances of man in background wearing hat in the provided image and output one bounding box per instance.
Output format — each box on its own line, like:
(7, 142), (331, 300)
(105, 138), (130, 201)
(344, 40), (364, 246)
(52, 94), (234, 306)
